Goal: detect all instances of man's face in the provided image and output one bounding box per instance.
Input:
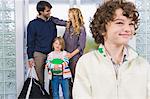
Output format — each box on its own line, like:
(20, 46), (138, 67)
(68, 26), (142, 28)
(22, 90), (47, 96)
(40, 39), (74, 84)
(40, 6), (51, 19)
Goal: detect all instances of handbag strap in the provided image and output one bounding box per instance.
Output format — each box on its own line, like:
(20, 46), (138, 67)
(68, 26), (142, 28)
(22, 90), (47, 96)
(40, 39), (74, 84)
(26, 68), (31, 79)
(26, 67), (39, 80)
(25, 77), (32, 99)
(25, 66), (39, 99)
(31, 67), (39, 80)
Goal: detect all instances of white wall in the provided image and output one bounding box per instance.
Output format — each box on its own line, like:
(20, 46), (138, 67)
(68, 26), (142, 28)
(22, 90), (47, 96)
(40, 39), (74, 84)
(15, 0), (26, 96)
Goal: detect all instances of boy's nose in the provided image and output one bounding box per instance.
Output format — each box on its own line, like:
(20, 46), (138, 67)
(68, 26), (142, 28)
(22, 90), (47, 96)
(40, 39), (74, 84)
(124, 24), (131, 33)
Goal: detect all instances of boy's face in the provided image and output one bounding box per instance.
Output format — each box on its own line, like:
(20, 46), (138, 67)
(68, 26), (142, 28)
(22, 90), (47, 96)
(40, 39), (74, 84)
(40, 6), (51, 19)
(104, 8), (135, 46)
(53, 40), (62, 51)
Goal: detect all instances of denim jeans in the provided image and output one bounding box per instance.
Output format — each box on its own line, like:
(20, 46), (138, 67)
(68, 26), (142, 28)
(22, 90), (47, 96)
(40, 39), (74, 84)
(51, 75), (70, 99)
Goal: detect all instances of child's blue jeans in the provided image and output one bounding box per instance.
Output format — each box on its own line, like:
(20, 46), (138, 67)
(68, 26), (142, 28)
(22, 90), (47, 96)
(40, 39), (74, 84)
(51, 75), (70, 99)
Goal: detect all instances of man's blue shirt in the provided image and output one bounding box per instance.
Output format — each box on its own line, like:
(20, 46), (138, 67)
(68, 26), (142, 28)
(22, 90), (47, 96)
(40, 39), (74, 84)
(27, 16), (66, 59)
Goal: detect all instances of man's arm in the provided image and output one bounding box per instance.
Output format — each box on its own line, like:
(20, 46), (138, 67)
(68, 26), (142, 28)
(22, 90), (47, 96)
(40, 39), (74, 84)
(66, 26), (86, 59)
(27, 22), (36, 59)
(27, 22), (36, 67)
(51, 16), (67, 26)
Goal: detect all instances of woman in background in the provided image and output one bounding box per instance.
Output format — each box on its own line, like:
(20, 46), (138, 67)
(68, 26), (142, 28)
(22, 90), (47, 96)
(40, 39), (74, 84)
(63, 8), (86, 79)
(63, 7), (86, 99)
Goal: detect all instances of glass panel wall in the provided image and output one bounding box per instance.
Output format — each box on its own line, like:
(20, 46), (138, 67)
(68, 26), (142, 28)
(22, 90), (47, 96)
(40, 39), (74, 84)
(0, 0), (16, 99)
(135, 0), (150, 62)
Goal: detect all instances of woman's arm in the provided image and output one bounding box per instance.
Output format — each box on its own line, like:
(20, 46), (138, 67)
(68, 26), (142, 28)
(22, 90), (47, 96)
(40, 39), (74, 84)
(66, 26), (86, 59)
(77, 26), (86, 53)
(66, 49), (80, 59)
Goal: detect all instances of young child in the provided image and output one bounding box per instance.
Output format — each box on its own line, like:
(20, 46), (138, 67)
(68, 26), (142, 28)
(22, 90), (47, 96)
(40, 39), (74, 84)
(45, 36), (71, 99)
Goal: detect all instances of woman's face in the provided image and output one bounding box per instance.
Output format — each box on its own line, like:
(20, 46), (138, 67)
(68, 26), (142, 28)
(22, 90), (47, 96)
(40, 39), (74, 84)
(104, 8), (135, 46)
(68, 11), (74, 21)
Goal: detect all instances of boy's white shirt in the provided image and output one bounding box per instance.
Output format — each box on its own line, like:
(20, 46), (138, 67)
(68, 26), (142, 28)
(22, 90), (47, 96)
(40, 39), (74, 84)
(73, 44), (150, 99)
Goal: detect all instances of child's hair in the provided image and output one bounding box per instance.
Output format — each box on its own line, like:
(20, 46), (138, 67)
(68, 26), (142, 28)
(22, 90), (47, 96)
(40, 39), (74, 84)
(90, 0), (139, 44)
(53, 36), (65, 51)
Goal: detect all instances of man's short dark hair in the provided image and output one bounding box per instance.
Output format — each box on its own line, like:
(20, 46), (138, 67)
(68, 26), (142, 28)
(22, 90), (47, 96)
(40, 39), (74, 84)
(36, 1), (52, 14)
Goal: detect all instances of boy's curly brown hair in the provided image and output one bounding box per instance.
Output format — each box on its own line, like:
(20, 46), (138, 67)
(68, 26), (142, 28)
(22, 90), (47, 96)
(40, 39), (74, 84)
(90, 0), (139, 44)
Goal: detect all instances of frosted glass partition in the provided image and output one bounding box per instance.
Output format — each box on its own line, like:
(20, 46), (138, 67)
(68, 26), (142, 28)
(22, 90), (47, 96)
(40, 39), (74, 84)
(136, 0), (150, 63)
(0, 0), (16, 99)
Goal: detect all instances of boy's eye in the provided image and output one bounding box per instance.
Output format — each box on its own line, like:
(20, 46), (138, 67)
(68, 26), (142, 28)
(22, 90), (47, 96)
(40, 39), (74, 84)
(116, 22), (124, 24)
(129, 23), (134, 25)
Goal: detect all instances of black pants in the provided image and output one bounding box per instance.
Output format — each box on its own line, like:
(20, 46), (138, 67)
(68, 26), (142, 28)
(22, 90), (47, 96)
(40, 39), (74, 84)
(69, 79), (73, 99)
(49, 80), (53, 99)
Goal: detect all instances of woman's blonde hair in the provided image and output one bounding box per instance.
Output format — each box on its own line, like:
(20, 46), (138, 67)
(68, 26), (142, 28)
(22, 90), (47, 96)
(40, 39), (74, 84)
(67, 8), (84, 35)
(53, 36), (65, 51)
